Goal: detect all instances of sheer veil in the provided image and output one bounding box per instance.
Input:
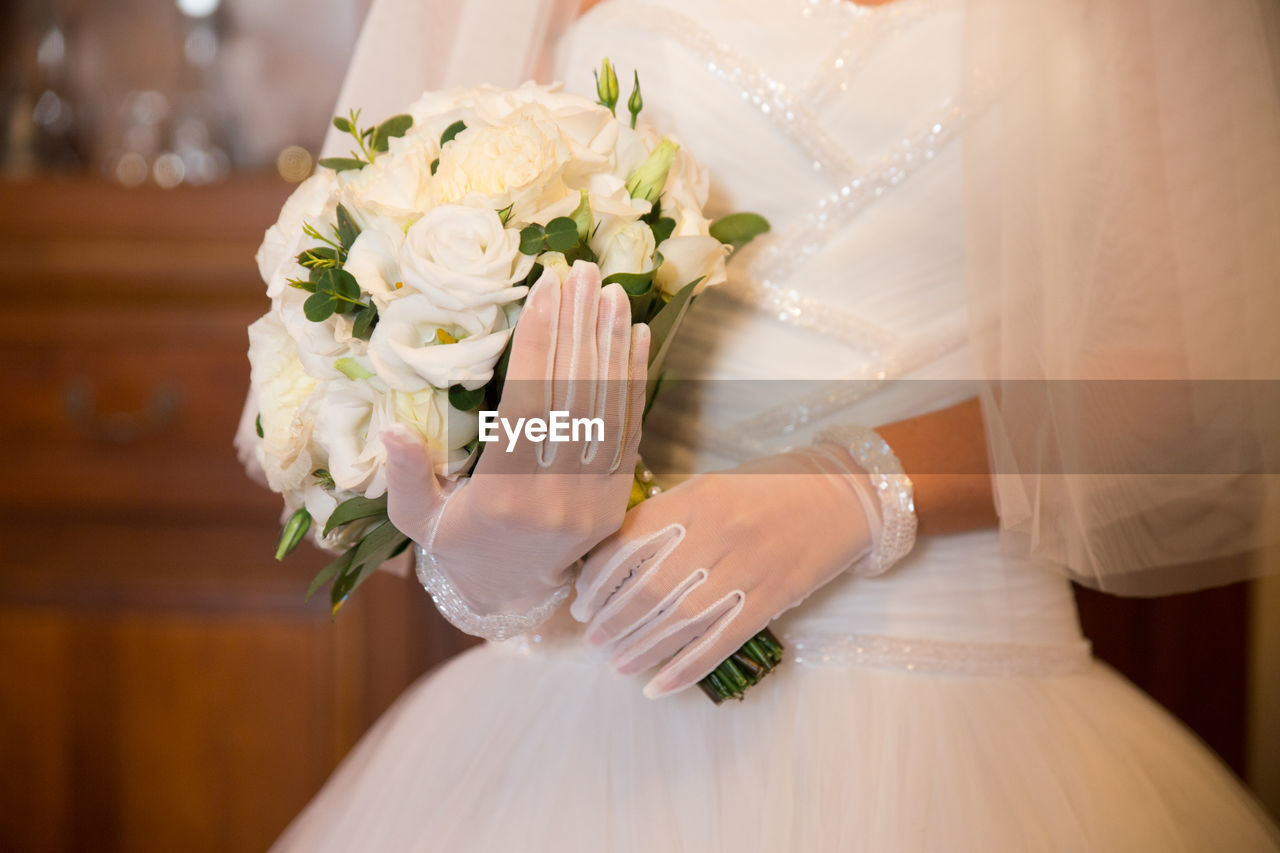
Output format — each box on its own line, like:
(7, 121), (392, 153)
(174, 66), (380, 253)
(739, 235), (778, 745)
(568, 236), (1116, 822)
(306, 0), (1280, 595)
(962, 0), (1280, 593)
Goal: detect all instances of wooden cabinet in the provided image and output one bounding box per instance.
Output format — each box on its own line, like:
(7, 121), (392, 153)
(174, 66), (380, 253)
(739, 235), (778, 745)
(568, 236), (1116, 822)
(0, 178), (475, 853)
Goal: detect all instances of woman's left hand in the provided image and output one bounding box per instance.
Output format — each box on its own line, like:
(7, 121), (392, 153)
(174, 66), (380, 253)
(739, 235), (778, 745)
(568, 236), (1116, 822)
(572, 445), (876, 698)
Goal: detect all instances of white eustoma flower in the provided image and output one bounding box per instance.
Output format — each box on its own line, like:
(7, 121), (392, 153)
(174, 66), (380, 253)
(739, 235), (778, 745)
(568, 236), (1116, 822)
(275, 287), (373, 382)
(312, 379), (398, 497)
(368, 293), (513, 392)
(344, 218), (408, 310)
(257, 172), (338, 298)
(399, 204), (532, 310)
(247, 311), (320, 494)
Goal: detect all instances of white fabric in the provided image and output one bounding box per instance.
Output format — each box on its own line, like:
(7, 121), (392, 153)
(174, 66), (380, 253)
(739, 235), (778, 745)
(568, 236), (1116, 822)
(384, 263), (647, 635)
(270, 1), (1280, 849)
(963, 0), (1280, 594)
(574, 446), (877, 697)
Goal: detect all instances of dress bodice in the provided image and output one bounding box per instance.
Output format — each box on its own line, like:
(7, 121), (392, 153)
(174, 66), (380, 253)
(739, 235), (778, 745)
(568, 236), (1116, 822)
(552, 0), (1088, 666)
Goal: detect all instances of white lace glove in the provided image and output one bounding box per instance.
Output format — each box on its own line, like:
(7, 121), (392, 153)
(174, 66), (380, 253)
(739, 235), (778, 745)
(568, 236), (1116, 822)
(383, 261), (649, 640)
(573, 438), (909, 698)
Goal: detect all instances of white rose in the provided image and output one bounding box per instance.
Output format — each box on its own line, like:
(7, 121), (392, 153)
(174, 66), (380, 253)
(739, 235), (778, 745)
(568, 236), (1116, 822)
(247, 312), (320, 494)
(593, 219), (657, 280)
(368, 294), (513, 392)
(429, 109), (574, 222)
(399, 204), (532, 310)
(257, 172), (338, 298)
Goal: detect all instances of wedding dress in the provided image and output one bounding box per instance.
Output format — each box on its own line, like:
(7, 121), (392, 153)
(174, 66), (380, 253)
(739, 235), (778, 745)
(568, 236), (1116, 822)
(269, 0), (1280, 849)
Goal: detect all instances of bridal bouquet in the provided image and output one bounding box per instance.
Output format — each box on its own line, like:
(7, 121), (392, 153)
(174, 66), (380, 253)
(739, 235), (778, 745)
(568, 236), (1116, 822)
(246, 61), (774, 703)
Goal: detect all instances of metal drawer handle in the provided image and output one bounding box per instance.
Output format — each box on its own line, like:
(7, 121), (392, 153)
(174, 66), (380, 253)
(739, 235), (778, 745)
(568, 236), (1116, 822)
(62, 377), (183, 443)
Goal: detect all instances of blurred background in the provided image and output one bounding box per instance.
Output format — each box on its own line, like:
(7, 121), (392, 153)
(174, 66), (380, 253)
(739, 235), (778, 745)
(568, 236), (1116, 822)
(0, 0), (1277, 850)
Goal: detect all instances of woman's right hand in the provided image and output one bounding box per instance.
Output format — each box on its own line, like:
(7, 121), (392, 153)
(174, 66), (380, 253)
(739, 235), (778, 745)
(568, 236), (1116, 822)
(382, 261), (649, 637)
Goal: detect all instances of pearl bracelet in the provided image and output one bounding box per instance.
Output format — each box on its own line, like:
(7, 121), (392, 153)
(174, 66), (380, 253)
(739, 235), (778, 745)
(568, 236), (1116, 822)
(815, 425), (917, 576)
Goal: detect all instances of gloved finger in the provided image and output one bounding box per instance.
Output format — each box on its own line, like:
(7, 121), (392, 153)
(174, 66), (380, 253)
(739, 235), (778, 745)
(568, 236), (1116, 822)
(642, 594), (754, 699)
(608, 578), (743, 676)
(383, 424), (447, 543)
(571, 518), (683, 623)
(583, 282), (632, 472)
(485, 268), (558, 471)
(549, 261), (602, 443)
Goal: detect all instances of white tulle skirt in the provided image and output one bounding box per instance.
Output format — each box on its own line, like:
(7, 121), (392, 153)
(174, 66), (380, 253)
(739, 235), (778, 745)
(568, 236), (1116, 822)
(271, 628), (1280, 852)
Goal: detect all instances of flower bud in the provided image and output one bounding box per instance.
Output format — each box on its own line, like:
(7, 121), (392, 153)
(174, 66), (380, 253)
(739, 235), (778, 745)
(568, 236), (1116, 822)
(595, 58), (620, 115)
(626, 138), (679, 205)
(570, 189), (593, 243)
(275, 508), (313, 561)
(627, 70), (643, 129)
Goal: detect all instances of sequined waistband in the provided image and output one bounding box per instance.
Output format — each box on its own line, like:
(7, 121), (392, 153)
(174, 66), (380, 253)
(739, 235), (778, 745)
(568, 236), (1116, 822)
(781, 631), (1093, 677)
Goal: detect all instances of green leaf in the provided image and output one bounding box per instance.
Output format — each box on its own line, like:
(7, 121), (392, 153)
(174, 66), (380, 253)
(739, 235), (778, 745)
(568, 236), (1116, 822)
(275, 508), (312, 561)
(330, 521), (412, 617)
(644, 278), (699, 406)
(650, 216), (676, 246)
(335, 204), (361, 252)
(519, 224), (545, 255)
(352, 304), (379, 340)
(371, 113), (413, 152)
(306, 548), (353, 602)
(439, 120), (467, 147)
(709, 212), (770, 249)
(304, 291), (336, 322)
(255, 414), (263, 438)
(602, 269), (656, 295)
(323, 493), (389, 536)
(544, 217), (580, 253)
(430, 158), (440, 175)
(448, 384), (486, 411)
(318, 157), (367, 173)
(332, 116), (352, 133)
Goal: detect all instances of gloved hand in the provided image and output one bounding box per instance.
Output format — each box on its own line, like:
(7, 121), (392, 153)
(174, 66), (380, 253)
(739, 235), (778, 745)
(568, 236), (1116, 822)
(383, 261), (649, 637)
(572, 444), (881, 698)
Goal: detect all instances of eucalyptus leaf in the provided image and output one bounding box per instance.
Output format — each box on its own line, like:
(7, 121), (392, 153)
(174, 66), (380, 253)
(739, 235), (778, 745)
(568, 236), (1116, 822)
(430, 158), (440, 175)
(544, 217), (579, 253)
(448, 384), (486, 411)
(318, 157), (367, 173)
(519, 224), (545, 255)
(323, 493), (390, 536)
(304, 291), (336, 322)
(709, 212), (770, 249)
(371, 113), (413, 152)
(440, 120), (466, 147)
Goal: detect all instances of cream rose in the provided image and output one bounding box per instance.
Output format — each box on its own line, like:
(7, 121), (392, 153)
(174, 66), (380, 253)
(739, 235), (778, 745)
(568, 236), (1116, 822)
(399, 204), (532, 310)
(593, 219), (657, 280)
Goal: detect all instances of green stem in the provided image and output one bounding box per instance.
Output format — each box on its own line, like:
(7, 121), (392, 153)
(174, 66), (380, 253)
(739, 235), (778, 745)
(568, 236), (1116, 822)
(696, 627), (784, 704)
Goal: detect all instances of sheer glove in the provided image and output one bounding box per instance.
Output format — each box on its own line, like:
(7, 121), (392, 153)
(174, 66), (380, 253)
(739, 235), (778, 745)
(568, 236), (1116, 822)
(573, 444), (880, 697)
(384, 261), (649, 638)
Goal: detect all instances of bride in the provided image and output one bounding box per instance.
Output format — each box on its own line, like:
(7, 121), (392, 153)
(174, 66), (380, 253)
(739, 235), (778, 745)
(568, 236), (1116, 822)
(255, 0), (1280, 849)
